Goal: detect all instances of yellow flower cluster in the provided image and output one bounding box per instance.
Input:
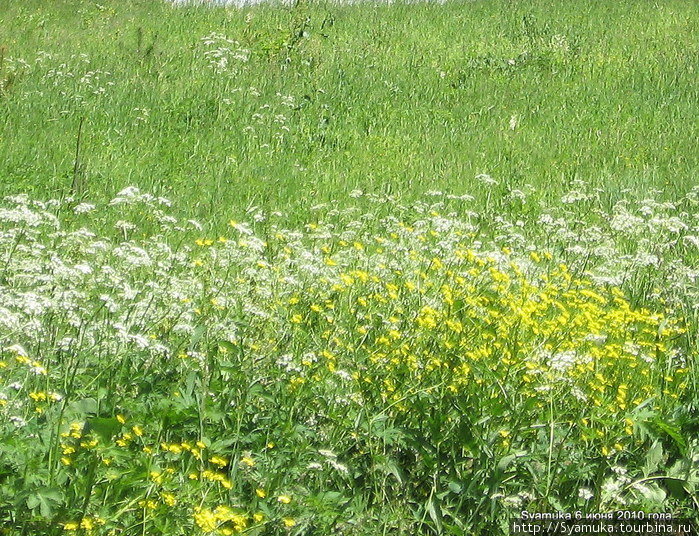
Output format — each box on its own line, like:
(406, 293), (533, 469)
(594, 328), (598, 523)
(276, 238), (686, 459)
(159, 441), (204, 459)
(62, 517), (105, 532)
(193, 505), (248, 535)
(202, 470), (232, 490)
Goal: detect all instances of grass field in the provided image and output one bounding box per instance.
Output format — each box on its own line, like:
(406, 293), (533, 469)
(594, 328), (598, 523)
(1, 0), (699, 534)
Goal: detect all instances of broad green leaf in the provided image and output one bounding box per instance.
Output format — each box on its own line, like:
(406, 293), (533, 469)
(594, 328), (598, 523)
(86, 417), (122, 442)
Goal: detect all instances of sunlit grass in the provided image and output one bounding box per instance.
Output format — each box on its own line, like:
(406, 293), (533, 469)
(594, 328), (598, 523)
(1, 1), (699, 534)
(1, 0), (699, 221)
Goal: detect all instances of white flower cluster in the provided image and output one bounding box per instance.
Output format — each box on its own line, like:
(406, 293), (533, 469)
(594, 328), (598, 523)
(200, 32), (250, 74)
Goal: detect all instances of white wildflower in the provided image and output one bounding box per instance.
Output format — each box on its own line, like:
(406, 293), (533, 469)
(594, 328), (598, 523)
(578, 488), (594, 501)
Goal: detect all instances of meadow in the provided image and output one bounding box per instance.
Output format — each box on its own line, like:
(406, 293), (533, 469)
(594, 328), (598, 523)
(1, 0), (698, 534)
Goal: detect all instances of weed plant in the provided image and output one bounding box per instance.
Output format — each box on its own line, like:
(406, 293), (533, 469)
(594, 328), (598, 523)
(1, 0), (699, 534)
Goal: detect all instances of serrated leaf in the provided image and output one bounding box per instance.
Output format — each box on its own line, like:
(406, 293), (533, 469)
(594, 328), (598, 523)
(26, 488), (62, 519)
(39, 497), (52, 518)
(637, 482), (666, 504)
(653, 419), (687, 454)
(666, 458), (691, 479)
(643, 440), (664, 476)
(375, 457), (404, 485)
(40, 488), (62, 501)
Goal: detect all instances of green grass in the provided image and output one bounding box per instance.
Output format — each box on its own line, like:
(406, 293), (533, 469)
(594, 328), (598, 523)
(2, 0), (699, 223)
(1, 2), (699, 535)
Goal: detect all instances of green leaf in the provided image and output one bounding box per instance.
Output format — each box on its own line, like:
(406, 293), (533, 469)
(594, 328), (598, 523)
(496, 450), (526, 472)
(666, 458), (691, 479)
(86, 417), (121, 443)
(637, 482), (666, 505)
(548, 496), (564, 512)
(653, 418), (687, 454)
(209, 438), (237, 450)
(375, 457), (404, 485)
(448, 481), (462, 494)
(217, 341), (236, 354)
(426, 495), (443, 534)
(643, 440), (664, 476)
(188, 324), (206, 351)
(26, 495), (40, 510)
(72, 398), (98, 415)
(26, 488), (63, 519)
(664, 478), (688, 501)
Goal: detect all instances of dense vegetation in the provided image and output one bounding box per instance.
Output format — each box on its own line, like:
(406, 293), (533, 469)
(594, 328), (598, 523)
(2, 0), (699, 218)
(1, 1), (698, 534)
